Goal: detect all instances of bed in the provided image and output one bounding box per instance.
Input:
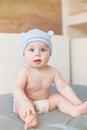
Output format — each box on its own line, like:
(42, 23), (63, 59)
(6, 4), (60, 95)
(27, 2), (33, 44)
(0, 84), (87, 130)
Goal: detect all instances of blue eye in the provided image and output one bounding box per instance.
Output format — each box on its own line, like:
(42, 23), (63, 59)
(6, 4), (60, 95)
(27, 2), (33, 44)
(29, 48), (34, 52)
(41, 48), (46, 52)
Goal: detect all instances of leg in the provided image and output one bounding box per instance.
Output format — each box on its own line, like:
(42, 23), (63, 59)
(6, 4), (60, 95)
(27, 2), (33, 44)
(13, 101), (38, 130)
(48, 94), (87, 117)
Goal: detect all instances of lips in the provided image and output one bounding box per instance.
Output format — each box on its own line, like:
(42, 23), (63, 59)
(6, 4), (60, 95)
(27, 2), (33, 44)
(33, 59), (41, 64)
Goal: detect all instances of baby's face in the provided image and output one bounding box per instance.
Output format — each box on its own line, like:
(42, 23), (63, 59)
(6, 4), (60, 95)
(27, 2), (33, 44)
(24, 41), (50, 68)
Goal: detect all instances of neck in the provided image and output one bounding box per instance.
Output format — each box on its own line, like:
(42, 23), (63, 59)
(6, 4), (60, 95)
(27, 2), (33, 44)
(27, 64), (48, 72)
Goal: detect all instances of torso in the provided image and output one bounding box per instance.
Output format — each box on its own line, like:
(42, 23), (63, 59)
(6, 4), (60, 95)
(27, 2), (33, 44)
(24, 65), (57, 101)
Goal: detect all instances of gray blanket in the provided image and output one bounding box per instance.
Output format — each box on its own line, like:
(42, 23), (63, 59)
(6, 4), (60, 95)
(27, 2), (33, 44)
(0, 84), (87, 130)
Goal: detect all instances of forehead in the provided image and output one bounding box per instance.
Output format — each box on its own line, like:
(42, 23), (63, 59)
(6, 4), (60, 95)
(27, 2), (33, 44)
(27, 41), (48, 48)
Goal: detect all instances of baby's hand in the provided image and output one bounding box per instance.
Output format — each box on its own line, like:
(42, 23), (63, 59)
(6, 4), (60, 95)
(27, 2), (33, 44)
(23, 104), (37, 130)
(23, 106), (36, 119)
(24, 111), (38, 130)
(22, 101), (36, 119)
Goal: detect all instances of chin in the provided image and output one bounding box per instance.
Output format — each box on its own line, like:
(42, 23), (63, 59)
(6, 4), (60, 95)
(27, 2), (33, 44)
(33, 64), (46, 69)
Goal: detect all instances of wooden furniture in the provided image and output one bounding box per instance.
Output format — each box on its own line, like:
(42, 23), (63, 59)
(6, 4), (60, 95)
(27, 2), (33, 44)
(62, 0), (87, 85)
(62, 0), (87, 38)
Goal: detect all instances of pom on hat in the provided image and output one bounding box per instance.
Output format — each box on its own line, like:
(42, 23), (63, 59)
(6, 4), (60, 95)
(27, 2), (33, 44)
(20, 29), (54, 55)
(48, 30), (54, 37)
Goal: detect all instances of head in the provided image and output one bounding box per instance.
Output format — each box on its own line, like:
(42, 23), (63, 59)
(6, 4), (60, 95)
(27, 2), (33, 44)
(20, 29), (54, 68)
(20, 28), (54, 56)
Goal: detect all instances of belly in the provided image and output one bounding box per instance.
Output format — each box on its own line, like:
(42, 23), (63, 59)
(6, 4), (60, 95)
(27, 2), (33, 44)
(26, 89), (49, 101)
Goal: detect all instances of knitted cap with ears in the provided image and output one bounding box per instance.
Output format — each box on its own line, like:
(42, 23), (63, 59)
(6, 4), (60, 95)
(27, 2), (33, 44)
(20, 28), (54, 55)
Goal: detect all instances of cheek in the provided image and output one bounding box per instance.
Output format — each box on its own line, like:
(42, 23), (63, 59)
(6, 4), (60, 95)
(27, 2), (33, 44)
(25, 54), (32, 61)
(43, 54), (50, 62)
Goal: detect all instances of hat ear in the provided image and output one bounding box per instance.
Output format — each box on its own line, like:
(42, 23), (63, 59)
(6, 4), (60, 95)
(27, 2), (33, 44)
(48, 30), (54, 37)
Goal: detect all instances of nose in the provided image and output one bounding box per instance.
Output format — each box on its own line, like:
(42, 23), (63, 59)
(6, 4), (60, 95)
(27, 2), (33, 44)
(35, 50), (40, 56)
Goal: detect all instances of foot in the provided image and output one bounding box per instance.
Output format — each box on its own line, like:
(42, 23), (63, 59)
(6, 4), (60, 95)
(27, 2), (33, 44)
(24, 114), (38, 130)
(71, 101), (87, 117)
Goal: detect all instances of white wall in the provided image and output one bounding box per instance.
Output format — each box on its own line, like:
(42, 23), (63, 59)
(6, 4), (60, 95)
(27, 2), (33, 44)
(71, 38), (87, 85)
(48, 35), (70, 82)
(0, 34), (70, 94)
(0, 34), (25, 94)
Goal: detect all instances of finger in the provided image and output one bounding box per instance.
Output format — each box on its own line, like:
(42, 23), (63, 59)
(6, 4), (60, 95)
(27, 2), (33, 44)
(23, 112), (26, 118)
(26, 109), (31, 116)
(23, 109), (30, 118)
(31, 107), (36, 116)
(24, 123), (28, 130)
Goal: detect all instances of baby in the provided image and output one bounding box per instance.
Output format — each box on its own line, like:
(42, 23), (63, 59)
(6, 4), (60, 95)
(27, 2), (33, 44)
(13, 29), (87, 130)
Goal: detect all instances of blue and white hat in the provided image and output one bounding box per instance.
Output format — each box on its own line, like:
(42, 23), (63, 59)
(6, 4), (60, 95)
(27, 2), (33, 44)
(20, 29), (54, 55)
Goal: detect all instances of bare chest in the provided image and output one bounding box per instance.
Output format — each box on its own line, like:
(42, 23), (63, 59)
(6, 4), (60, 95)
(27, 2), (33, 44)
(26, 73), (53, 91)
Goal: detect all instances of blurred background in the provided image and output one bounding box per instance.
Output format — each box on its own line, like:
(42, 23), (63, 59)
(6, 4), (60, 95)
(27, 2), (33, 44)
(0, 0), (62, 34)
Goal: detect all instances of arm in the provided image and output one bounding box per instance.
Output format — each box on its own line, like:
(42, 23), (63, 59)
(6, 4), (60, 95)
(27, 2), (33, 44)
(13, 68), (36, 115)
(54, 71), (83, 105)
(13, 68), (30, 104)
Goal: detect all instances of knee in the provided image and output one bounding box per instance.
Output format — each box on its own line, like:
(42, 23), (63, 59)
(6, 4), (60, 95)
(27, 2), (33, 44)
(50, 94), (63, 105)
(53, 94), (64, 103)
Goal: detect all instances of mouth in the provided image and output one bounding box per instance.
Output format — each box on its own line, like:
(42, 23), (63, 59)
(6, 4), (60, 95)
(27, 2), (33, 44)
(33, 59), (41, 64)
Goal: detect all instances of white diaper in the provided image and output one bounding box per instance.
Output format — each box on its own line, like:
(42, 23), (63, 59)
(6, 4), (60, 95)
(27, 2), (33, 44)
(34, 99), (49, 114)
(13, 99), (49, 114)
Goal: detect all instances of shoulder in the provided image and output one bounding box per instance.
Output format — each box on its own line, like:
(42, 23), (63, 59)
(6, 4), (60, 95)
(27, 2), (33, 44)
(47, 65), (61, 77)
(13, 66), (29, 89)
(17, 65), (28, 77)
